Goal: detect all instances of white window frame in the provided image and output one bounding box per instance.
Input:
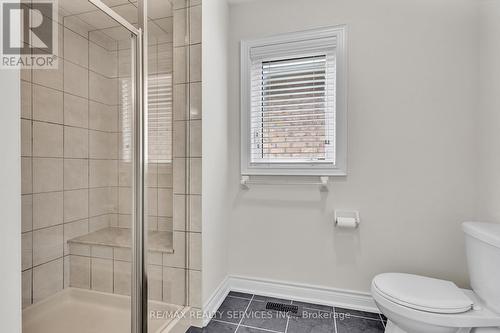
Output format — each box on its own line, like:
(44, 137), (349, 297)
(240, 25), (348, 177)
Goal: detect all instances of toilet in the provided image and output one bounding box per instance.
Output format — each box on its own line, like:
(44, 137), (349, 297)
(371, 222), (500, 333)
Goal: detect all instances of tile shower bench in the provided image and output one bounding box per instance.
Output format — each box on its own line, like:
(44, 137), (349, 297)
(68, 227), (174, 254)
(67, 227), (184, 304)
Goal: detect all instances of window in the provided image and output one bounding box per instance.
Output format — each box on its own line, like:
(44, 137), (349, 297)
(148, 74), (173, 164)
(120, 74), (173, 164)
(241, 26), (347, 176)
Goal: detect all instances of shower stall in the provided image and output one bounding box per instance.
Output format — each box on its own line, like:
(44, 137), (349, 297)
(20, 0), (202, 332)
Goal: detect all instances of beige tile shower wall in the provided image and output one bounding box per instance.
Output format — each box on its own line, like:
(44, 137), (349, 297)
(170, 0), (202, 310)
(21, 14), (120, 308)
(21, 0), (202, 310)
(68, 244), (184, 304)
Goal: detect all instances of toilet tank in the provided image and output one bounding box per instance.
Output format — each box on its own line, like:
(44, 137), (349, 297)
(463, 222), (500, 314)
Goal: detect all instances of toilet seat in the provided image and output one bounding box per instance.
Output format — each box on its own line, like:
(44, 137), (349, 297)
(372, 281), (500, 330)
(373, 273), (473, 314)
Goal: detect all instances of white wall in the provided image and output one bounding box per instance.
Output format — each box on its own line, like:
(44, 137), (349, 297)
(202, 0), (230, 305)
(479, 0), (500, 222)
(226, 0), (479, 293)
(0, 68), (22, 330)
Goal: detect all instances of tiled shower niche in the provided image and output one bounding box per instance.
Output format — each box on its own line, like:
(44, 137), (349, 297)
(20, 0), (202, 313)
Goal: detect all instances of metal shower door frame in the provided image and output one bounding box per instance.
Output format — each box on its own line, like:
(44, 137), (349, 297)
(87, 1), (148, 332)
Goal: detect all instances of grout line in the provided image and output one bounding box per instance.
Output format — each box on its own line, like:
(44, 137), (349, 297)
(235, 294), (254, 332)
(341, 313), (383, 321)
(333, 306), (338, 333)
(30, 80), (119, 108)
(36, 120), (120, 135)
(30, 256), (64, 270)
(379, 313), (386, 328)
(113, 38), (120, 296)
(177, 3), (192, 308)
(29, 156), (122, 163)
(239, 324), (283, 333)
(30, 57), (34, 306)
(63, 56), (119, 80)
(211, 319), (283, 333)
(173, 42), (201, 49)
(86, 23), (93, 292)
(211, 319), (238, 326)
(227, 294), (254, 300)
(24, 213), (111, 234)
(62, 22), (66, 290)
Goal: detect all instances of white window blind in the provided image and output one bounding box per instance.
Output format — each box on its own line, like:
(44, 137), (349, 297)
(241, 26), (347, 176)
(250, 53), (336, 165)
(148, 73), (173, 164)
(120, 74), (173, 163)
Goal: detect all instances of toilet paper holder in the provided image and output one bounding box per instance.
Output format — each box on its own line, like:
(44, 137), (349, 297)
(334, 210), (360, 228)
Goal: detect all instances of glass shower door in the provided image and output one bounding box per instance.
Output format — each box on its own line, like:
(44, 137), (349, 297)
(85, 2), (183, 333)
(20, 0), (144, 332)
(20, 0), (188, 332)
(87, 1), (148, 332)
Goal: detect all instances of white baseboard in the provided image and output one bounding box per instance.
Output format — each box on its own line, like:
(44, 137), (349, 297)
(161, 307), (192, 333)
(201, 274), (378, 327)
(202, 276), (231, 326)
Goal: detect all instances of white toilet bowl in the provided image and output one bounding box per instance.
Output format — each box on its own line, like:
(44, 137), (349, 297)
(372, 273), (500, 333)
(371, 222), (500, 333)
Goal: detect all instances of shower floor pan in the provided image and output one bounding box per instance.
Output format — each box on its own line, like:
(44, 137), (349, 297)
(23, 288), (186, 333)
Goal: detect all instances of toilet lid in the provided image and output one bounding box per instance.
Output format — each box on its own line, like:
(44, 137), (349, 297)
(373, 273), (473, 314)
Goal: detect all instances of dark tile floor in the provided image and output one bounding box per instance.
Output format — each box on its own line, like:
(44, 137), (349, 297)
(187, 291), (386, 333)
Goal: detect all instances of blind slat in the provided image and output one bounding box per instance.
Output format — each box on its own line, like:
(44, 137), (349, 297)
(252, 79), (327, 89)
(252, 73), (335, 83)
(252, 85), (327, 95)
(252, 113), (330, 120)
(252, 95), (332, 105)
(252, 67), (332, 77)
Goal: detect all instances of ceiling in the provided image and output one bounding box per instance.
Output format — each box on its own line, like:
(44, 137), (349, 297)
(59, 0), (173, 42)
